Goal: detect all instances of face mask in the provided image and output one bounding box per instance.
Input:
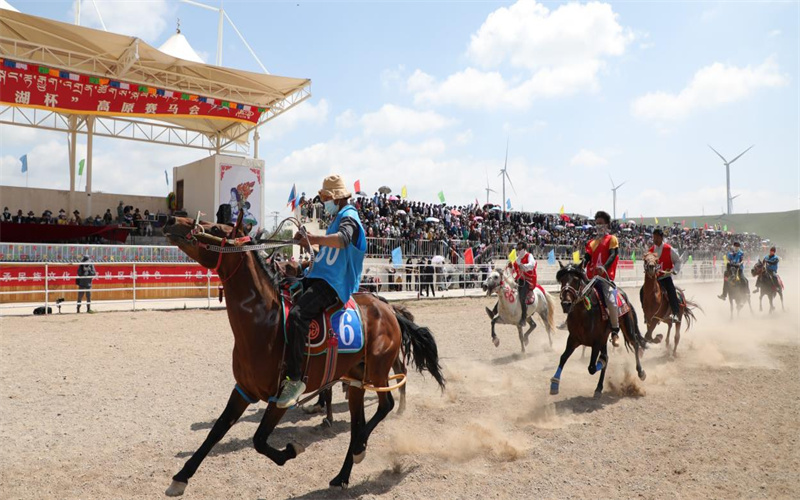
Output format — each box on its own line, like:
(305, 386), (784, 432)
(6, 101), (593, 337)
(596, 224), (608, 236)
(323, 200), (339, 215)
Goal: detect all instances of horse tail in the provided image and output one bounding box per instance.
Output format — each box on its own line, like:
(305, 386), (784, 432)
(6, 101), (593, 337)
(392, 305), (446, 391)
(623, 305), (648, 353)
(681, 298), (703, 333)
(543, 291), (556, 334)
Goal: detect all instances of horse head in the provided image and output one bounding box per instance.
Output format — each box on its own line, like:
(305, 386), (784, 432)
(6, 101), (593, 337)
(481, 269), (503, 296)
(751, 259), (763, 277)
(162, 215), (245, 270)
(643, 252), (660, 278)
(555, 261), (586, 314)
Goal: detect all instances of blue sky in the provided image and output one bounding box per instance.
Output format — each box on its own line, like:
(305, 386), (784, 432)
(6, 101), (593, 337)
(1, 0), (798, 219)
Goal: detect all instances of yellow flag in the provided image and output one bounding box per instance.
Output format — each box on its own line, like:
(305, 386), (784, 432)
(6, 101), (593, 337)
(508, 248), (517, 263)
(401, 185), (407, 198)
(559, 205), (565, 215)
(723, 254), (728, 264)
(572, 251), (581, 264)
(655, 217), (659, 224)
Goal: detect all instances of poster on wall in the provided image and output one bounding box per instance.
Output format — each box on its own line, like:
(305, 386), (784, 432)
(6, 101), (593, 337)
(219, 164), (262, 232)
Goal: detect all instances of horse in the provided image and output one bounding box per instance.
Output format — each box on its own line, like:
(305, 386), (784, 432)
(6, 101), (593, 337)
(162, 216), (446, 495)
(751, 259), (784, 313)
(640, 253), (701, 357)
(481, 268), (556, 352)
(551, 262), (647, 398)
(723, 262), (752, 318)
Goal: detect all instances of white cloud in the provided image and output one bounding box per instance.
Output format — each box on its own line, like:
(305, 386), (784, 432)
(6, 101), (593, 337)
(361, 105), (457, 136)
(768, 29), (782, 38)
(502, 120), (547, 135)
(261, 98), (329, 140)
(380, 65), (406, 90)
(409, 0), (632, 109)
(72, 0), (172, 42)
(335, 109), (358, 129)
(455, 129), (474, 146)
(570, 149), (608, 168)
(631, 57), (789, 122)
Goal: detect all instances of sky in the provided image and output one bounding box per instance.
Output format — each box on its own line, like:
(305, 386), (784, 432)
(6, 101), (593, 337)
(1, 0), (798, 220)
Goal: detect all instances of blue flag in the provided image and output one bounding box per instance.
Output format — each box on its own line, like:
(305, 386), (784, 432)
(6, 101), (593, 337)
(506, 198), (512, 210)
(164, 169), (169, 186)
(547, 249), (556, 265)
(692, 220), (697, 229)
(20, 154), (27, 173)
(286, 183), (297, 209)
(622, 211), (627, 221)
(391, 246), (403, 268)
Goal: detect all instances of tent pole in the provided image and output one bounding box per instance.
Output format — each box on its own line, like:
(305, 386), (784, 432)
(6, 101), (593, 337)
(68, 117), (77, 214)
(253, 129), (259, 159)
(86, 116), (94, 217)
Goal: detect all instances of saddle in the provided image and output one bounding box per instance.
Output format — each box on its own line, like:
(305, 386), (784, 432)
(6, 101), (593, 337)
(503, 283), (545, 305)
(660, 286), (687, 307)
(279, 289), (365, 357)
(590, 287), (632, 320)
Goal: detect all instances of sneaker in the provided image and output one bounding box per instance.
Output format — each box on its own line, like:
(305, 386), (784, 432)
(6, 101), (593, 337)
(670, 314), (680, 323)
(276, 379), (307, 409)
(610, 328), (620, 347)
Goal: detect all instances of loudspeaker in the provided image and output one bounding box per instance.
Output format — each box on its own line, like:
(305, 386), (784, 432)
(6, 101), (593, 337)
(216, 204), (232, 224)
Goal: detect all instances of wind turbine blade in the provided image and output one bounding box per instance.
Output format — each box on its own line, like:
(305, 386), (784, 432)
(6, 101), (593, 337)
(488, 188), (497, 193)
(731, 194), (741, 200)
(707, 144), (728, 163)
(609, 173), (615, 188)
(505, 172), (517, 195)
(617, 180), (627, 189)
(728, 145), (754, 165)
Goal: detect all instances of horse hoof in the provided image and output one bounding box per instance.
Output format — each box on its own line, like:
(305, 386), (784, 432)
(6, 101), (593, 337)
(289, 442), (305, 456)
(302, 404), (324, 414)
(321, 418), (333, 428)
(329, 478), (348, 490)
(549, 377), (560, 395)
(492, 337), (500, 348)
(353, 450), (366, 464)
(654, 334), (664, 344)
(165, 480), (187, 497)
(595, 358), (606, 372)
(638, 370), (647, 381)
(593, 390), (602, 399)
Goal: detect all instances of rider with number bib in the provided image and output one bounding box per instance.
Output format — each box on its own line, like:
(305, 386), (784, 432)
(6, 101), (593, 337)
(277, 175), (366, 409)
(583, 211), (621, 346)
(648, 228), (682, 323)
(755, 246), (780, 293)
(718, 241), (747, 300)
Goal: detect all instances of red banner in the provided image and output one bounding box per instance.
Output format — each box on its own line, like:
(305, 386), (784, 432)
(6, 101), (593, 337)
(617, 260), (634, 270)
(0, 222), (129, 244)
(0, 264), (219, 287)
(1, 59), (264, 125)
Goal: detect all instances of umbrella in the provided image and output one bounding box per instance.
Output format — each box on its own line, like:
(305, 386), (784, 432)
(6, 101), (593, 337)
(431, 255), (446, 265)
(395, 209), (407, 215)
(622, 228), (632, 232)
(566, 223), (575, 228)
(425, 217), (440, 223)
(473, 216), (484, 221)
(554, 225), (565, 230)
(388, 195), (399, 201)
(450, 209), (461, 216)
(538, 229), (550, 236)
(378, 186), (391, 194)
(490, 207), (502, 211)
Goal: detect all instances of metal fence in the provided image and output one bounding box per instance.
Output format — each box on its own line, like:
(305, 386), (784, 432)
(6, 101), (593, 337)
(0, 242), (191, 263)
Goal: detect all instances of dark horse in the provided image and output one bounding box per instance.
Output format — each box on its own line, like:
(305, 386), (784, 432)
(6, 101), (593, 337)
(640, 252), (701, 357)
(751, 259), (784, 313)
(723, 262), (752, 318)
(551, 262), (647, 398)
(162, 217), (445, 495)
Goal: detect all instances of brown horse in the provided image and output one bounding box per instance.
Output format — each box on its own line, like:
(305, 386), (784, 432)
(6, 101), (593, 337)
(162, 216), (445, 495)
(751, 259), (784, 313)
(640, 252), (701, 356)
(551, 262), (647, 398)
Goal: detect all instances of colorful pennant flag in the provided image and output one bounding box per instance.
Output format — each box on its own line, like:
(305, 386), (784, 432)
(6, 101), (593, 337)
(631, 251), (636, 263)
(287, 184), (297, 210)
(438, 191), (445, 203)
(506, 198), (512, 210)
(547, 249), (556, 266)
(164, 169), (169, 186)
(559, 205), (565, 215)
(572, 251), (581, 264)
(723, 224), (728, 231)
(78, 159), (85, 176)
(654, 217), (659, 225)
(622, 211), (627, 221)
(354, 179), (361, 194)
(391, 247), (403, 268)
(464, 248), (474, 265)
(401, 185), (407, 198)
(19, 154), (27, 173)
(508, 248), (517, 263)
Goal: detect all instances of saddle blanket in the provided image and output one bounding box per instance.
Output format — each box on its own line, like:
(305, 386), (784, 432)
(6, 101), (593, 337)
(592, 287), (632, 320)
(504, 284), (546, 305)
(281, 292), (365, 356)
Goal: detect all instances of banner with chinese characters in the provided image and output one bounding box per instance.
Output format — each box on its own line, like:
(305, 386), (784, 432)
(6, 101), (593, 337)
(0, 264), (219, 288)
(0, 59), (267, 125)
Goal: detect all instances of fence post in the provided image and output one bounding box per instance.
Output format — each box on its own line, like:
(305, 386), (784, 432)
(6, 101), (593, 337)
(132, 263), (137, 311)
(207, 269), (211, 309)
(44, 263), (49, 310)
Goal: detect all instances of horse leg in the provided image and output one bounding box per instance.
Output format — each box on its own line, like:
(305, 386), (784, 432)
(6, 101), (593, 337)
(166, 389), (250, 496)
(330, 385), (366, 489)
(252, 402), (301, 466)
(665, 321), (673, 350)
(491, 317), (500, 348)
(623, 315), (647, 381)
(523, 317), (536, 347)
(517, 325), (526, 353)
(673, 318), (681, 357)
(352, 388), (394, 464)
(759, 292), (764, 312)
(587, 345), (601, 375)
(779, 289), (785, 311)
(323, 388), (334, 427)
(594, 344), (609, 398)
(392, 356), (407, 415)
(550, 338), (578, 395)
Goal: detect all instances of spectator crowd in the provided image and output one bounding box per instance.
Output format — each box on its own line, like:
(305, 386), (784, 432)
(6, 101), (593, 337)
(3, 201), (161, 237)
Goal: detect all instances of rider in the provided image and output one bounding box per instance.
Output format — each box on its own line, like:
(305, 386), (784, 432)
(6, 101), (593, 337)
(755, 246), (780, 293)
(485, 241), (538, 325)
(583, 211), (621, 346)
(648, 228), (683, 323)
(718, 241), (747, 300)
(277, 175), (366, 409)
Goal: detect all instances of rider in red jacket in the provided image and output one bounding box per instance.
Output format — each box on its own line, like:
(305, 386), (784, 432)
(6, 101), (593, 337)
(511, 241), (537, 326)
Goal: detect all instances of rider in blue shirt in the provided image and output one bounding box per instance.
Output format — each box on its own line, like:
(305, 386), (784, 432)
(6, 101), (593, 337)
(718, 241), (748, 300)
(754, 246), (780, 294)
(276, 175), (366, 408)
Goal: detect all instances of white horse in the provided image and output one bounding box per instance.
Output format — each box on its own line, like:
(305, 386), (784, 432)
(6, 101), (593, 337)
(482, 268), (556, 352)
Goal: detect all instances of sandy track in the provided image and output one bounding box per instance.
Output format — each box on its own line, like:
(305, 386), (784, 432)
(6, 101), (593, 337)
(1, 283), (798, 499)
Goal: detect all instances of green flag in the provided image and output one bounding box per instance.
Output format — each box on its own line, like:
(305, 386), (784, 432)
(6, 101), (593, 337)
(723, 224), (728, 231)
(631, 251), (636, 262)
(688, 255), (693, 264)
(437, 191), (445, 203)
(78, 159), (85, 176)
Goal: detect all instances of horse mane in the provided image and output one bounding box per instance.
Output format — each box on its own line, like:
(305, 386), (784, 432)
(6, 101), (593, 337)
(643, 252), (658, 264)
(555, 263), (585, 283)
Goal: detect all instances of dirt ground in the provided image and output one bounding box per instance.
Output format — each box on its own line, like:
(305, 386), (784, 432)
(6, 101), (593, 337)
(1, 282), (798, 499)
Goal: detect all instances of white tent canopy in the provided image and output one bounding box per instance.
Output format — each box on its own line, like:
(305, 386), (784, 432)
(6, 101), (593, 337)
(0, 1), (18, 13)
(158, 31), (205, 65)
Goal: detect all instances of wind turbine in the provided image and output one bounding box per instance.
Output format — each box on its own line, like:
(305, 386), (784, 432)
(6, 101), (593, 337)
(708, 144), (754, 215)
(730, 193), (741, 213)
(498, 139), (516, 213)
(484, 170), (497, 205)
(609, 174), (626, 221)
